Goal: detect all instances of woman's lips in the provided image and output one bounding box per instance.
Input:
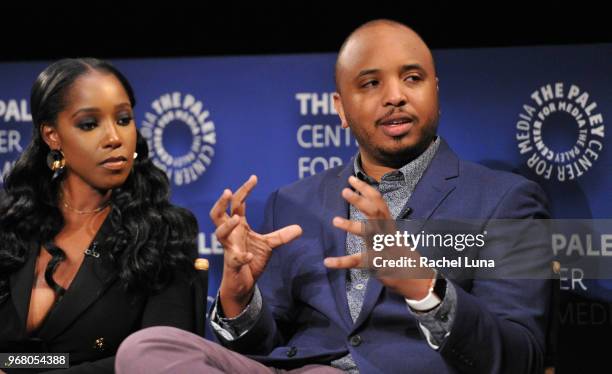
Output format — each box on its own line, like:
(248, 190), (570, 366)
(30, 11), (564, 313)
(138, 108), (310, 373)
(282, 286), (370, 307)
(100, 157), (128, 170)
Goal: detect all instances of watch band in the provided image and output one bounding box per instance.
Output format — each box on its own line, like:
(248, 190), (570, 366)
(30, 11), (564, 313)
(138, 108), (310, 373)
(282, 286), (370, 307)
(405, 269), (444, 312)
(405, 287), (442, 311)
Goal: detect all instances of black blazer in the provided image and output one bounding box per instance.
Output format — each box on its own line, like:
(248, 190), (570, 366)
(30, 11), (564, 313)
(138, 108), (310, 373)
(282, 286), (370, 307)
(0, 219), (198, 373)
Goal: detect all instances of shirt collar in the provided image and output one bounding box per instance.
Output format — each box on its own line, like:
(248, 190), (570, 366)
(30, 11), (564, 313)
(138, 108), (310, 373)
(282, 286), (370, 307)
(353, 136), (441, 185)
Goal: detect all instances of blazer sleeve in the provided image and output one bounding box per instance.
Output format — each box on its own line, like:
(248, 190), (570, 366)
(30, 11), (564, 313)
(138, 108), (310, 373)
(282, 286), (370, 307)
(438, 178), (553, 374)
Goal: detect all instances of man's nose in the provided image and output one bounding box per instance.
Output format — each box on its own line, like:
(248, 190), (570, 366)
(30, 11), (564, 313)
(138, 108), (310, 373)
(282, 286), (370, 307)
(383, 80), (407, 107)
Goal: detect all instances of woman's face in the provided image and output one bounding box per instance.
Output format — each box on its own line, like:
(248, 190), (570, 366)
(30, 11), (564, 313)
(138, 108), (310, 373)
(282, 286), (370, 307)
(43, 71), (137, 191)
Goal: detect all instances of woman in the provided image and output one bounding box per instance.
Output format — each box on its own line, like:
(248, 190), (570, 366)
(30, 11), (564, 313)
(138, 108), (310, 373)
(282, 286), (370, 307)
(0, 58), (199, 373)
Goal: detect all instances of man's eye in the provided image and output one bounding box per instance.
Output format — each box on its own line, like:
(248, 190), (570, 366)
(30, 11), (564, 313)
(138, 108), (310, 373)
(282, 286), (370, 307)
(362, 80), (379, 88)
(77, 120), (97, 131)
(405, 75), (422, 82)
(117, 115), (133, 126)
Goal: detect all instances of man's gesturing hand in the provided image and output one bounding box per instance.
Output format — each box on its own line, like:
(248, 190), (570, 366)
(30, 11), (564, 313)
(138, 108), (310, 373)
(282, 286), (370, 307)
(324, 176), (434, 300)
(210, 175), (302, 317)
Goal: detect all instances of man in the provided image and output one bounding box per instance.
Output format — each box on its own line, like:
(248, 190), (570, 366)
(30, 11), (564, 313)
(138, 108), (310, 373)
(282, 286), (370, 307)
(116, 19), (551, 373)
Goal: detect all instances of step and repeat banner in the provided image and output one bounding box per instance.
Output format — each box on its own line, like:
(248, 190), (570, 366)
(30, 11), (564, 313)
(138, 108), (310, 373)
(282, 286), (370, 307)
(1, 44), (611, 365)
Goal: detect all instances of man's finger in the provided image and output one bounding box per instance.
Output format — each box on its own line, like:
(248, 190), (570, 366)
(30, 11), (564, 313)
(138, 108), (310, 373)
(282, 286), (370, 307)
(231, 175), (258, 216)
(323, 253), (364, 269)
(210, 189), (232, 226)
(347, 176), (391, 219)
(348, 175), (382, 199)
(215, 214), (241, 240)
(264, 224), (303, 248)
(340, 188), (379, 217)
(235, 201), (246, 217)
(332, 216), (364, 236)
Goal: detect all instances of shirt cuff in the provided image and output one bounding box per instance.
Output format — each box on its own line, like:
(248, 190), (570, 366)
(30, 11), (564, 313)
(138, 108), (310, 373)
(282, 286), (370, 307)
(210, 286), (262, 341)
(406, 280), (457, 350)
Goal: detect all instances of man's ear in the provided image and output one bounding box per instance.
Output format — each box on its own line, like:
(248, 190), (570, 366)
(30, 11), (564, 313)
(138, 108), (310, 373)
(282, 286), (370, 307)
(333, 92), (349, 129)
(40, 123), (61, 150)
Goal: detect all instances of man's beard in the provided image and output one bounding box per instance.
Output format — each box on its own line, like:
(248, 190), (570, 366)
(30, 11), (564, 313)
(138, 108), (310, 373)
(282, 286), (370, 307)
(348, 115), (439, 169)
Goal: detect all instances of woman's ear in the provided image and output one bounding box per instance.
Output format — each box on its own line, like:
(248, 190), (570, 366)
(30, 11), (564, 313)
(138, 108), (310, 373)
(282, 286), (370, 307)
(40, 123), (61, 149)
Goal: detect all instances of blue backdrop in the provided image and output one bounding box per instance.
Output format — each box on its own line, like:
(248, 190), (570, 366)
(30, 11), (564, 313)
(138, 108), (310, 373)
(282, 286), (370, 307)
(1, 44), (610, 306)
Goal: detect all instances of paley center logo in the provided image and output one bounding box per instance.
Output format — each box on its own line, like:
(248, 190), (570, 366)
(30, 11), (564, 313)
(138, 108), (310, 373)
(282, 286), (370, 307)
(515, 83), (605, 182)
(140, 92), (216, 186)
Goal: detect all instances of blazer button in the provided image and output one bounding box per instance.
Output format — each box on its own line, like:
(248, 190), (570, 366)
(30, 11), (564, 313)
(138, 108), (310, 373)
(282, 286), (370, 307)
(93, 337), (105, 351)
(286, 346), (297, 357)
(401, 207), (413, 218)
(349, 335), (362, 347)
(439, 312), (449, 322)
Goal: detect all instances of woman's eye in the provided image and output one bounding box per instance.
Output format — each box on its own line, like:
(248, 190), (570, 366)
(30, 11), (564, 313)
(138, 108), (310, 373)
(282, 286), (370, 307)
(77, 120), (97, 131)
(117, 115), (133, 126)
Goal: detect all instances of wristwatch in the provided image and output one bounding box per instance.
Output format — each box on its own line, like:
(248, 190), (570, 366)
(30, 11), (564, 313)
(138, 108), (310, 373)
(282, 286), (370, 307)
(405, 271), (446, 312)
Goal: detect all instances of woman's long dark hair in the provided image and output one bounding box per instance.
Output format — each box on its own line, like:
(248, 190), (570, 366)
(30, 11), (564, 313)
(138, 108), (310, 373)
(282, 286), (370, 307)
(0, 58), (198, 303)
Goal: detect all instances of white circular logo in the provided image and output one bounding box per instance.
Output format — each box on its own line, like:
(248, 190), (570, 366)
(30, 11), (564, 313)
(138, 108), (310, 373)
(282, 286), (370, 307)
(515, 83), (605, 181)
(140, 92), (216, 186)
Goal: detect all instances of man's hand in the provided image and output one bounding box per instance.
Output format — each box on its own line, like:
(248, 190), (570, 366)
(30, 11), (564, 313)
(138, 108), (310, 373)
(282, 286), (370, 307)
(323, 175), (434, 300)
(210, 175), (302, 317)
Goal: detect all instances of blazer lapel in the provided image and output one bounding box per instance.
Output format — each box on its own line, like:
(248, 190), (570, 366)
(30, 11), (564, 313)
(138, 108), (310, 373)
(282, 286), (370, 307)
(322, 161), (354, 330)
(36, 218), (118, 341)
(405, 139), (459, 222)
(9, 242), (39, 333)
(352, 139), (460, 330)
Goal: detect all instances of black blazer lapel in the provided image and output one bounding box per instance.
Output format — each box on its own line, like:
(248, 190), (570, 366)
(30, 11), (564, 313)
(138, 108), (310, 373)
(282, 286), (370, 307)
(9, 242), (39, 334)
(353, 139), (460, 330)
(36, 219), (118, 341)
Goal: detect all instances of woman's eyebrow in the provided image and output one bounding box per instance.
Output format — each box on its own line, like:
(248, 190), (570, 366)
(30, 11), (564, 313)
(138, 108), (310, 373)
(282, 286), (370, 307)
(71, 107), (100, 118)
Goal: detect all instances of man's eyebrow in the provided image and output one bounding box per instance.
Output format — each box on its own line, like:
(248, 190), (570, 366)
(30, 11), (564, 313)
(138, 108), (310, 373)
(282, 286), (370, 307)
(356, 64), (426, 79)
(400, 64), (426, 74)
(356, 68), (380, 79)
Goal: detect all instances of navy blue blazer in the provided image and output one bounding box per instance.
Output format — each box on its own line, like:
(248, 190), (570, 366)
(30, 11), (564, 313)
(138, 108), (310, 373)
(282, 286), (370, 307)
(213, 139), (552, 374)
